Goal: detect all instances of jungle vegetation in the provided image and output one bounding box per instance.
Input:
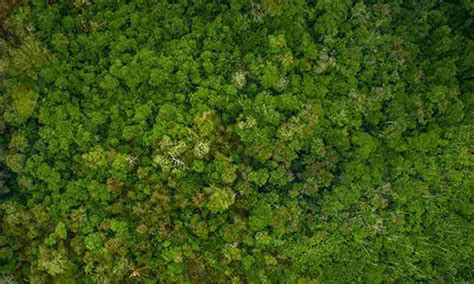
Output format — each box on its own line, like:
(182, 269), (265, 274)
(0, 0), (473, 282)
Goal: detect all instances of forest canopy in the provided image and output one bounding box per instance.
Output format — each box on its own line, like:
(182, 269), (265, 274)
(0, 0), (473, 282)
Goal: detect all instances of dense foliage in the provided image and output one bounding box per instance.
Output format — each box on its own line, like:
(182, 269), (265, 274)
(0, 0), (473, 282)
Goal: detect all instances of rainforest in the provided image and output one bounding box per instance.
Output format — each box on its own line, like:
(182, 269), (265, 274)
(0, 0), (473, 282)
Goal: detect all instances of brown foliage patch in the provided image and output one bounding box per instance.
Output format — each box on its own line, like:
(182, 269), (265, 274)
(0, 0), (20, 29)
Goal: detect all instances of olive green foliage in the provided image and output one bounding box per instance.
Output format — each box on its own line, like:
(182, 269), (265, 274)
(0, 0), (473, 282)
